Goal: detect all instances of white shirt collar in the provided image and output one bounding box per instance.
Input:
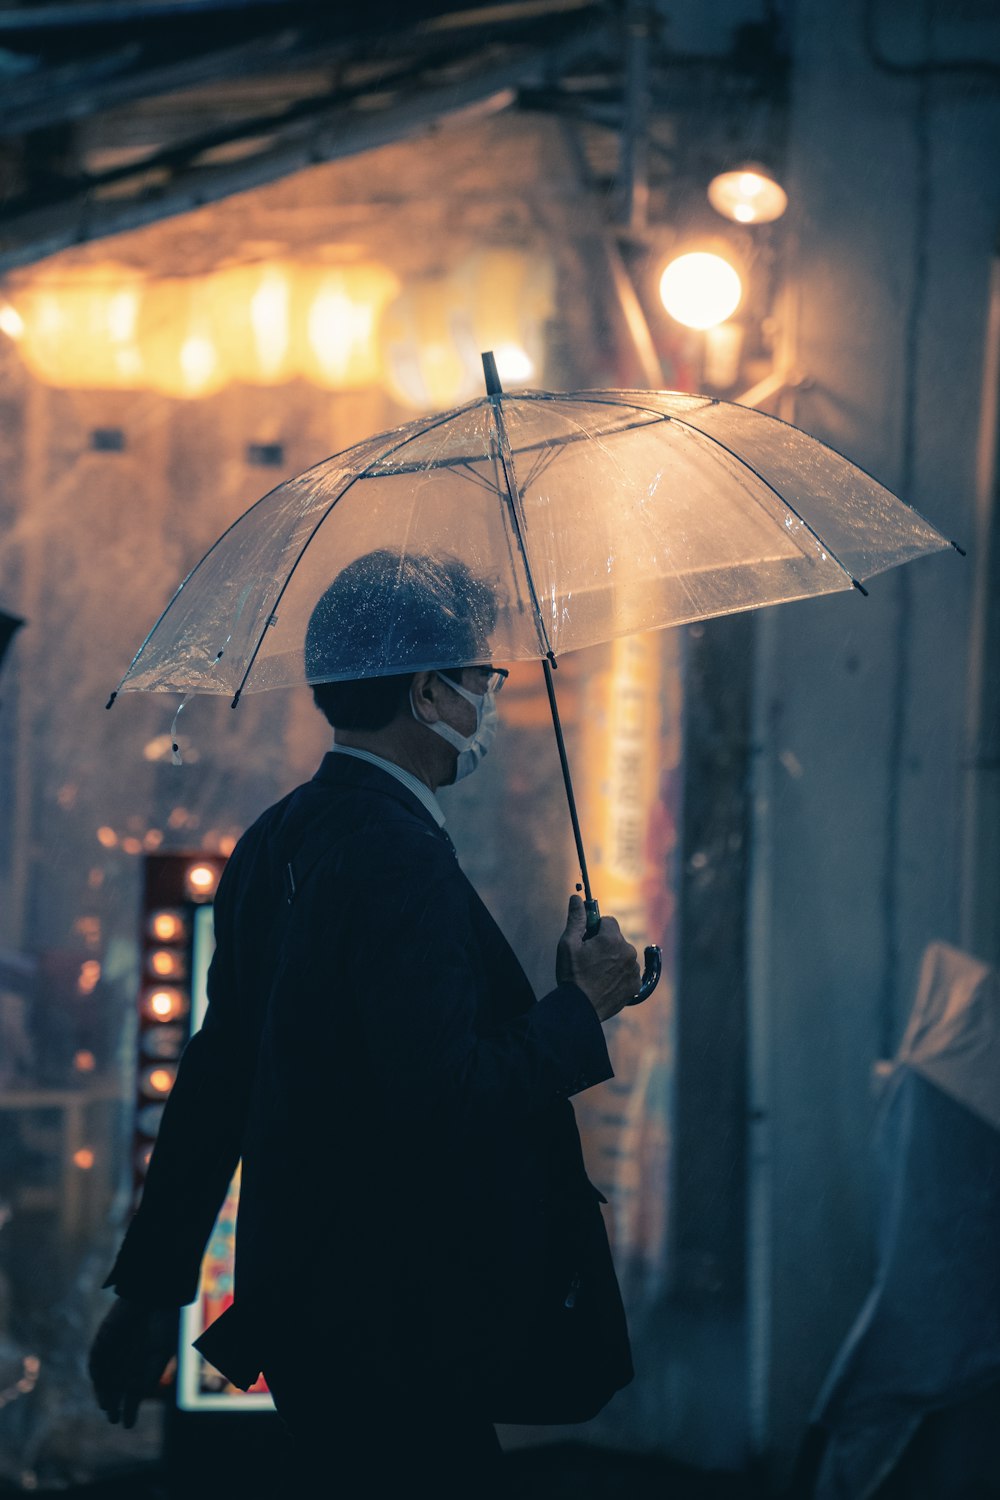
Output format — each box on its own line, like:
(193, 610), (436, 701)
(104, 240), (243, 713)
(330, 744), (446, 828)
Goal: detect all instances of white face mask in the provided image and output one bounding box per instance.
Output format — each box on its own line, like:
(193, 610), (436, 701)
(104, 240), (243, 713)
(411, 671), (499, 783)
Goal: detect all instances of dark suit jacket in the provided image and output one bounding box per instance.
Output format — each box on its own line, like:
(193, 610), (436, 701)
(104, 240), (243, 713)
(106, 753), (630, 1407)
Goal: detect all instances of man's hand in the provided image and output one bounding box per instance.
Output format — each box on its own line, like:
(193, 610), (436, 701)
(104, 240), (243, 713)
(88, 1297), (179, 1428)
(556, 894), (642, 1023)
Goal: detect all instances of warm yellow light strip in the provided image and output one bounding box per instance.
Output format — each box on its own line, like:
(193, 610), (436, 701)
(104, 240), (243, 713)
(584, 633), (663, 946)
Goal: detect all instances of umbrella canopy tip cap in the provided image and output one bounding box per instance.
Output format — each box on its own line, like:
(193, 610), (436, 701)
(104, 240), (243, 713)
(951, 539), (967, 556)
(105, 691), (117, 710)
(481, 351), (503, 397)
(852, 578), (869, 597)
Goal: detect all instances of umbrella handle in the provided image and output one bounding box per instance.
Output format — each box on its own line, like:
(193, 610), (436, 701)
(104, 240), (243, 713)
(583, 900), (662, 1006)
(630, 946), (663, 1006)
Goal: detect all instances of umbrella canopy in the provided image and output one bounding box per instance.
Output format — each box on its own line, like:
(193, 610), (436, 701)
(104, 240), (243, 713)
(110, 388), (956, 704)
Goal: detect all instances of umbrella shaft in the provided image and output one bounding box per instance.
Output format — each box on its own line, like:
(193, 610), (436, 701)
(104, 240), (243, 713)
(542, 656), (593, 905)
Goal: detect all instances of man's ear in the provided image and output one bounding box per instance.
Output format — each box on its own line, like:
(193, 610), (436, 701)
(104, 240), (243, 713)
(409, 671), (442, 724)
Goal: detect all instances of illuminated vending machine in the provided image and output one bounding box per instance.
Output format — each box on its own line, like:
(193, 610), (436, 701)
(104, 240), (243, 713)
(134, 853), (274, 1419)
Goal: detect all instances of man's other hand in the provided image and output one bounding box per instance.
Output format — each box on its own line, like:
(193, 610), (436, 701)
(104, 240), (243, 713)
(556, 894), (642, 1023)
(88, 1296), (178, 1428)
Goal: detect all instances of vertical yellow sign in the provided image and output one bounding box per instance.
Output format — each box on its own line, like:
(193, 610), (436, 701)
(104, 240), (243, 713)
(574, 629), (683, 1277)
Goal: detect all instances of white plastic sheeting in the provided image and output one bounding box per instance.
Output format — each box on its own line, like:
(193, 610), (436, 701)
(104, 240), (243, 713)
(810, 944), (1000, 1499)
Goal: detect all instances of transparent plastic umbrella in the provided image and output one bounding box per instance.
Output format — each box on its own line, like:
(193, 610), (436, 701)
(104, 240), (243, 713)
(109, 354), (961, 1000)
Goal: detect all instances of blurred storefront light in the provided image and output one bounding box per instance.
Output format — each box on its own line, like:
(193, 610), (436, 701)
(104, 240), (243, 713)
(380, 275), (481, 411)
(449, 248), (553, 394)
(73, 1148), (96, 1170)
(708, 165), (787, 225)
(213, 258), (295, 385)
(296, 260), (400, 389)
(493, 344), (535, 382)
(0, 302), (24, 338)
(149, 948), (186, 980)
(77, 959), (101, 994)
(659, 251), (743, 330)
(380, 248), (553, 412)
(0, 256), (400, 395)
(185, 862), (220, 900)
(142, 1064), (177, 1098)
(139, 276), (228, 399)
(143, 986), (187, 1022)
(149, 909), (187, 943)
(0, 249), (550, 406)
(0, 266), (145, 388)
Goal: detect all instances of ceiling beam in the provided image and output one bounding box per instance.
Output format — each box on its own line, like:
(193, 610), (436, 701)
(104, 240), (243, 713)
(0, 52), (558, 272)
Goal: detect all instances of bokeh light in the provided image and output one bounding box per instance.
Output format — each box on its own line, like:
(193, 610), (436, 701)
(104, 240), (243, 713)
(149, 948), (185, 979)
(144, 987), (187, 1022)
(185, 862), (219, 899)
(150, 910), (186, 943)
(658, 252), (743, 330)
(708, 167), (788, 225)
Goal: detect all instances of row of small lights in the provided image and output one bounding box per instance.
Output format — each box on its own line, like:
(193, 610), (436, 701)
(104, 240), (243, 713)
(0, 246), (553, 410)
(95, 823), (238, 856)
(133, 861), (220, 1189)
(71, 859), (221, 1177)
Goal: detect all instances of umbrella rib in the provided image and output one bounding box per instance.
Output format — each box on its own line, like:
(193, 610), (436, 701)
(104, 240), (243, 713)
(106, 472), (299, 706)
(709, 398), (956, 551)
(563, 391), (953, 572)
(661, 412), (870, 592)
(229, 405), (476, 705)
(519, 443), (563, 494)
(489, 443), (530, 622)
(372, 412), (662, 475)
(454, 460), (506, 498)
(487, 398), (553, 658)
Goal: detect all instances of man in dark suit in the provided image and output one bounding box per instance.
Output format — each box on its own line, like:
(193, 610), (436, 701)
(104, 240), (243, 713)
(90, 552), (642, 1496)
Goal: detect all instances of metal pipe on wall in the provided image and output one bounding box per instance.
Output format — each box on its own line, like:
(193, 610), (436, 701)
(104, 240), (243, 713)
(961, 251), (1000, 968)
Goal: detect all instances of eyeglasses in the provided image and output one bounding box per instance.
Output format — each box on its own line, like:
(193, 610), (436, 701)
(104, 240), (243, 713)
(467, 665), (509, 695)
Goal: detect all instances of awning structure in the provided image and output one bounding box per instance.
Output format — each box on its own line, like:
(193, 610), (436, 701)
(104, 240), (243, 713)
(0, 0), (610, 271)
(0, 0), (790, 274)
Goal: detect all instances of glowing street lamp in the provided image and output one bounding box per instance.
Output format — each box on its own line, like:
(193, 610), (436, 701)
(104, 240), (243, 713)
(708, 166), (787, 226)
(658, 251), (743, 330)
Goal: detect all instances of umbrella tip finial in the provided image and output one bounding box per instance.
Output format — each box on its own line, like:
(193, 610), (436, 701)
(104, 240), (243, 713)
(481, 351), (503, 397)
(105, 691), (117, 710)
